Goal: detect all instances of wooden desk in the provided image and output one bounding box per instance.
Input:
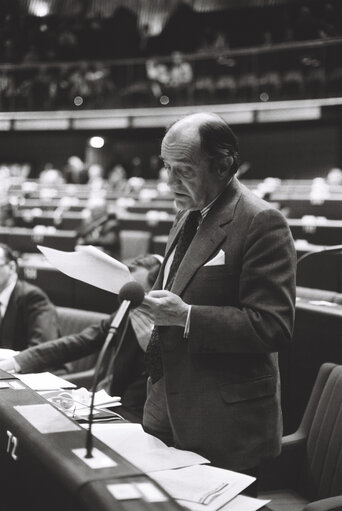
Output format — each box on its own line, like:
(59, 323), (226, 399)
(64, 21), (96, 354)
(0, 226), (77, 253)
(0, 370), (182, 511)
(288, 218), (342, 246)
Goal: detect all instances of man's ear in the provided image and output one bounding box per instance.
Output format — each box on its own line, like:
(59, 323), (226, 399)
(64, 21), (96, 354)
(8, 261), (17, 273)
(217, 156), (233, 180)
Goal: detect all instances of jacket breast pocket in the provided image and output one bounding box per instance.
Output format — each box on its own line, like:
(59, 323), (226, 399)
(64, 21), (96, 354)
(188, 264), (240, 305)
(219, 376), (276, 404)
(196, 263), (238, 280)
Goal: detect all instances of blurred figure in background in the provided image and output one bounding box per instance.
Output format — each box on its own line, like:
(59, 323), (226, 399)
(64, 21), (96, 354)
(39, 163), (65, 185)
(63, 155), (88, 184)
(326, 167), (342, 186)
(87, 163), (105, 190)
(108, 163), (129, 193)
(77, 196), (121, 259)
(0, 243), (60, 354)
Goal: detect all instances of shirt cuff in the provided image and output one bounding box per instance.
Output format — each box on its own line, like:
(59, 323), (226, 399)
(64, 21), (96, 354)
(184, 305), (192, 338)
(13, 357), (22, 373)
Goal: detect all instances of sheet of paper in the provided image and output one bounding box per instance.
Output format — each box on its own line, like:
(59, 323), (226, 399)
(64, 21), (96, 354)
(38, 245), (132, 294)
(93, 389), (121, 407)
(14, 403), (80, 434)
(150, 465), (255, 511)
(89, 423), (209, 472)
(0, 348), (19, 360)
(15, 372), (76, 390)
(178, 494), (270, 511)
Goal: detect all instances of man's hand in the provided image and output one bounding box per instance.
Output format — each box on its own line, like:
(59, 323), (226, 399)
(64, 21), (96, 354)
(0, 358), (19, 373)
(0, 348), (19, 360)
(130, 309), (154, 352)
(142, 290), (189, 327)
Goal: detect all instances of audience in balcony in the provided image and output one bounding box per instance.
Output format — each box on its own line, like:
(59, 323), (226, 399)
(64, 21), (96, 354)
(0, 1), (341, 111)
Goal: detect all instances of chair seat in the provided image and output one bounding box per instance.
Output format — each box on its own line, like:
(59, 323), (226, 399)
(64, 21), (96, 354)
(259, 489), (309, 511)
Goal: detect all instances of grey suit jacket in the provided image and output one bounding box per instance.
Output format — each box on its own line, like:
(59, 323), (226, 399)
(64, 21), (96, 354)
(151, 177), (296, 471)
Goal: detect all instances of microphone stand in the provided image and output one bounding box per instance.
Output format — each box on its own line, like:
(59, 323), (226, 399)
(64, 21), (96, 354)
(85, 301), (131, 458)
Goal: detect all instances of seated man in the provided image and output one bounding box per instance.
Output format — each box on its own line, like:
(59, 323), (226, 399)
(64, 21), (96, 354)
(0, 254), (162, 421)
(0, 243), (60, 352)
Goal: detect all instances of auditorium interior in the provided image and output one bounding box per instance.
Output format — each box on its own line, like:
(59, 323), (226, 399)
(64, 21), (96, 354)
(0, 0), (341, 510)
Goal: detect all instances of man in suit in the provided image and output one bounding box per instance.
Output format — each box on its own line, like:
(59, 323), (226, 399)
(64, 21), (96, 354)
(0, 254), (162, 420)
(0, 243), (59, 352)
(142, 113), (296, 479)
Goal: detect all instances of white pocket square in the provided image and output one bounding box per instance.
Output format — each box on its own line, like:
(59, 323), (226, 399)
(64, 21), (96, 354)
(204, 249), (225, 266)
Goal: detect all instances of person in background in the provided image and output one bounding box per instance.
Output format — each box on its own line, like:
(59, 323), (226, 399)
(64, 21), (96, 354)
(141, 113), (296, 492)
(77, 196), (121, 259)
(87, 163), (105, 190)
(39, 163), (65, 185)
(63, 155), (88, 184)
(107, 163), (129, 193)
(0, 243), (60, 353)
(0, 254), (162, 420)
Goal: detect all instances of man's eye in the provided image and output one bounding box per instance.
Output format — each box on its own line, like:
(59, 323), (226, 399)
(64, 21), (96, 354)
(180, 168), (193, 178)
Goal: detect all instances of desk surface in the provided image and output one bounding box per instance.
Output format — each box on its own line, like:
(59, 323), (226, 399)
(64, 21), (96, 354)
(0, 371), (182, 511)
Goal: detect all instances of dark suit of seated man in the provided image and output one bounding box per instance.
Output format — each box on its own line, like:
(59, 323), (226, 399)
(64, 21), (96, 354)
(0, 254), (162, 421)
(0, 243), (60, 352)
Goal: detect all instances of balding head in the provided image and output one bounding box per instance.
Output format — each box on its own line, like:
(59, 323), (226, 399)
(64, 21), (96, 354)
(164, 113), (239, 176)
(161, 113), (239, 210)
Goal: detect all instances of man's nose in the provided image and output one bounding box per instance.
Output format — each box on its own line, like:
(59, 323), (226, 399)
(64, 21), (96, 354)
(167, 169), (178, 186)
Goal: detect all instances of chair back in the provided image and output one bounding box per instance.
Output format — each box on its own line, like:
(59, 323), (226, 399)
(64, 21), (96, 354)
(299, 363), (342, 500)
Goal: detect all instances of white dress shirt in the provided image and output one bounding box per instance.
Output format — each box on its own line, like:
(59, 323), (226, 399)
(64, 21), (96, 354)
(0, 276), (17, 320)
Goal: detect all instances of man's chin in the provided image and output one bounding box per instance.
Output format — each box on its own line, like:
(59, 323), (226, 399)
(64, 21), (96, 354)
(174, 195), (192, 210)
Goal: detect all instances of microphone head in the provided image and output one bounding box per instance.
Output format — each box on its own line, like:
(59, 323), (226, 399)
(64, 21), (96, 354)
(118, 281), (145, 308)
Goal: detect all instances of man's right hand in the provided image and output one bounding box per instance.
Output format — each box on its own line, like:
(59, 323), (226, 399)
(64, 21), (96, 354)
(0, 358), (20, 373)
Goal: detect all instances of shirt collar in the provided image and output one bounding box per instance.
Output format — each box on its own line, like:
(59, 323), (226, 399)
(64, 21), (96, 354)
(199, 178), (232, 222)
(0, 276), (17, 310)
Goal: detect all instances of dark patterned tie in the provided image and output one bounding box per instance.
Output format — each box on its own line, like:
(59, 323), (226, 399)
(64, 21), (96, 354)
(146, 210), (200, 383)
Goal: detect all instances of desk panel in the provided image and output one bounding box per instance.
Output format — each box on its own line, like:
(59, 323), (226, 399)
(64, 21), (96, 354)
(0, 376), (181, 511)
(283, 300), (342, 433)
(0, 227), (77, 253)
(296, 251), (342, 292)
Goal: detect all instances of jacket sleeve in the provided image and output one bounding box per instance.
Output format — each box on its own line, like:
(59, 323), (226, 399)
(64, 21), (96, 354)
(15, 316), (113, 373)
(188, 208), (296, 354)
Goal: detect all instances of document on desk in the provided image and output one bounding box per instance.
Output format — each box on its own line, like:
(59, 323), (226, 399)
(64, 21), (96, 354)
(38, 245), (132, 294)
(89, 423), (209, 472)
(151, 465), (255, 511)
(178, 494), (270, 511)
(15, 372), (76, 390)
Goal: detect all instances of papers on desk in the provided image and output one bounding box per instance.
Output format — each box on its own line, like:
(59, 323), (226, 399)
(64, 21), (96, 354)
(89, 423), (269, 511)
(38, 244), (132, 294)
(151, 465), (255, 511)
(89, 423), (209, 472)
(179, 495), (270, 511)
(15, 371), (76, 390)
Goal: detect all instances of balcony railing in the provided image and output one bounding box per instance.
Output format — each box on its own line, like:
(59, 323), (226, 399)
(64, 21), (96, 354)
(0, 38), (341, 114)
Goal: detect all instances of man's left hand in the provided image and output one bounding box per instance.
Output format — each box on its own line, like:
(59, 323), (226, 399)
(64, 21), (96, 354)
(142, 290), (189, 327)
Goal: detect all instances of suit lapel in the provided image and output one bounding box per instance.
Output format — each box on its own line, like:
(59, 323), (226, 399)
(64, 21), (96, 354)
(171, 177), (242, 296)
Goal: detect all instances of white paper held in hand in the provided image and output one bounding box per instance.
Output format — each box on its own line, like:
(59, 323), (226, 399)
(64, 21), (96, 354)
(37, 245), (132, 294)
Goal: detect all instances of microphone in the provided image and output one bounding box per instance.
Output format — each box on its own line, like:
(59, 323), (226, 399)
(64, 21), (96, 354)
(85, 281), (144, 458)
(297, 244), (342, 265)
